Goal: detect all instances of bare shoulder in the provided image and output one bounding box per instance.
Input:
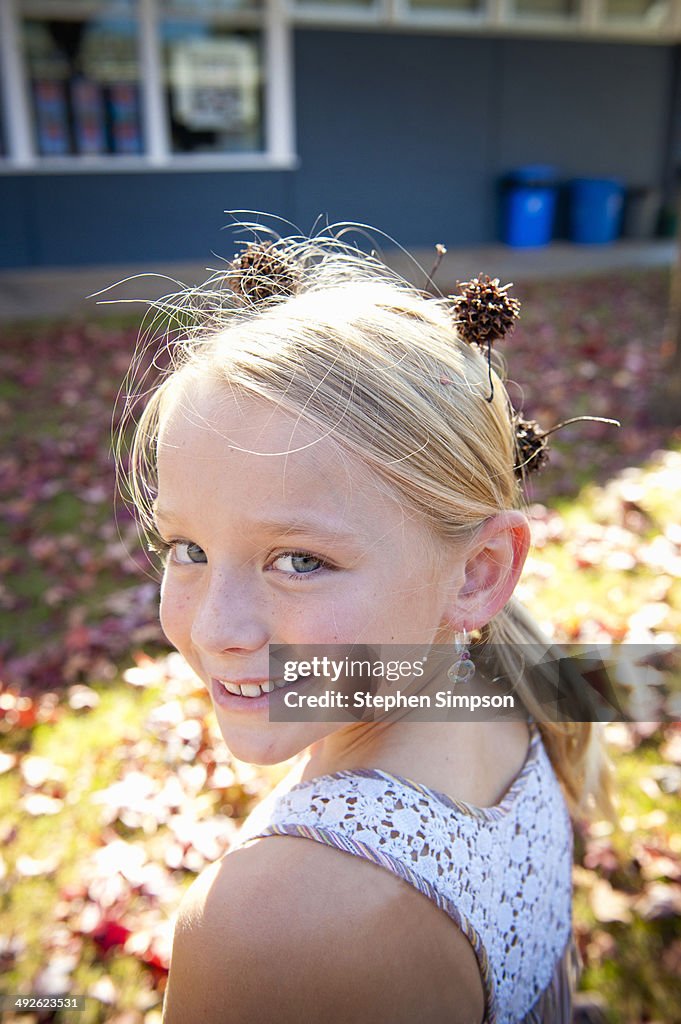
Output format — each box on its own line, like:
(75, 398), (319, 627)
(162, 835), (485, 1024)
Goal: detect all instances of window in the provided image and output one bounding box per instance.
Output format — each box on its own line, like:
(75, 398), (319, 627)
(407, 0), (482, 13)
(2, 0), (293, 169)
(604, 0), (670, 23)
(20, 2), (142, 157)
(160, 4), (264, 154)
(161, 0), (260, 10)
(512, 0), (578, 17)
(292, 0), (378, 8)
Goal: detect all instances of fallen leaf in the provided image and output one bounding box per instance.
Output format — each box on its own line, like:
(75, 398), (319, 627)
(589, 877), (633, 923)
(634, 882), (681, 920)
(20, 793), (64, 816)
(20, 754), (66, 789)
(88, 975), (118, 1004)
(15, 854), (60, 878)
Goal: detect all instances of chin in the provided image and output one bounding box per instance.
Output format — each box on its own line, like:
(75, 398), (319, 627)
(215, 720), (325, 767)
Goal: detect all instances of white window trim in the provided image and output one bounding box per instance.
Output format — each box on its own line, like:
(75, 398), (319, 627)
(265, 0), (296, 162)
(0, 0), (34, 164)
(140, 0), (169, 163)
(0, 0), (298, 171)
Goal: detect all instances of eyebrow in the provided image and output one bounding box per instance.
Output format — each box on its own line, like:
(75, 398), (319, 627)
(258, 518), (358, 545)
(152, 508), (359, 546)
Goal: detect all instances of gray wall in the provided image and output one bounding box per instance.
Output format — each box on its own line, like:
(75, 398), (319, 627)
(0, 31), (675, 268)
(291, 32), (674, 243)
(497, 39), (671, 183)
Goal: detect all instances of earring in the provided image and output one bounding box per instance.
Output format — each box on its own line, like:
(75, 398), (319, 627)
(447, 628), (475, 685)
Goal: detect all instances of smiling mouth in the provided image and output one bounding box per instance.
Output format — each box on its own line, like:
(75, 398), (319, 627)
(214, 678), (295, 699)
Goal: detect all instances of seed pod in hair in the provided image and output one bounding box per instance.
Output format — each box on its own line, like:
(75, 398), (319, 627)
(227, 241), (301, 303)
(512, 412), (621, 481)
(512, 412), (550, 479)
(451, 274), (521, 349)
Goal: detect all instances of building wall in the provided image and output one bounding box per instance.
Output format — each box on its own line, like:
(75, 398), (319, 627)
(0, 170), (294, 268)
(0, 31), (674, 268)
(291, 32), (674, 244)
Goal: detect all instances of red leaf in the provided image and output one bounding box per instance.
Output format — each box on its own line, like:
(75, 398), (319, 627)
(92, 918), (132, 953)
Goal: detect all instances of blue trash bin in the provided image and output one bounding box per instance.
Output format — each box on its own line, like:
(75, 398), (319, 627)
(502, 165), (558, 248)
(570, 178), (624, 244)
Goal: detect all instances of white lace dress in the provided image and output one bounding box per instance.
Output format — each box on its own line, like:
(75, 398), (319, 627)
(234, 723), (581, 1024)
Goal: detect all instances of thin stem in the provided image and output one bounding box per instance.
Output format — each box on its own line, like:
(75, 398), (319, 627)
(423, 243), (447, 294)
(540, 415), (620, 438)
(485, 338), (494, 402)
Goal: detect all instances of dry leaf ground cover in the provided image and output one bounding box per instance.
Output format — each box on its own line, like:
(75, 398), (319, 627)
(0, 268), (680, 1023)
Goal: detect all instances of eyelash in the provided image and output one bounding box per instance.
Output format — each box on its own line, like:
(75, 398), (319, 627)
(148, 534), (335, 581)
(274, 550), (335, 583)
(148, 534), (172, 561)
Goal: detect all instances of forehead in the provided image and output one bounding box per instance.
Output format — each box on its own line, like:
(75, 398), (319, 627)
(156, 378), (405, 524)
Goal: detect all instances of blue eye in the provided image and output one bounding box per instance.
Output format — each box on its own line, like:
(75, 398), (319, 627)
(272, 552), (325, 575)
(173, 541), (207, 564)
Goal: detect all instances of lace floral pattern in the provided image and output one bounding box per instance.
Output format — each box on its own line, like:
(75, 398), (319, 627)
(236, 727), (574, 1024)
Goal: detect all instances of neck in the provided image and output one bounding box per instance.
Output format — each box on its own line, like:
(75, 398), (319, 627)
(300, 654), (525, 779)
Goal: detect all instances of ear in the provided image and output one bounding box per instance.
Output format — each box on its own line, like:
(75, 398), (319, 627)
(441, 511), (531, 632)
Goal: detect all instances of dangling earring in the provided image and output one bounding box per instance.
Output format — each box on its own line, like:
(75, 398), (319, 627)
(447, 628), (475, 685)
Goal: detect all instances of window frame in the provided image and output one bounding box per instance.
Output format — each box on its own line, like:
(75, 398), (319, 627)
(0, 0), (297, 172)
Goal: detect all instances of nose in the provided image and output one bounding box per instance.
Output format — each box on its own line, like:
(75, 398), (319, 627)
(190, 566), (270, 656)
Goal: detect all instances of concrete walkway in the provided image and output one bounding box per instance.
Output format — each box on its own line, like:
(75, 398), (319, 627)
(0, 240), (676, 324)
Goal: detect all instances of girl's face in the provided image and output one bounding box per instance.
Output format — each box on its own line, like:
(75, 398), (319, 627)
(154, 380), (463, 765)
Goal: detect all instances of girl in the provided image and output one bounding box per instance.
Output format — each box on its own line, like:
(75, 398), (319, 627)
(122, 226), (613, 1024)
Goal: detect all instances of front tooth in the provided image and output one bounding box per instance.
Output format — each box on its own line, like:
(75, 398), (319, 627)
(223, 681), (242, 696)
(274, 678), (290, 688)
(261, 681), (275, 693)
(240, 683), (263, 698)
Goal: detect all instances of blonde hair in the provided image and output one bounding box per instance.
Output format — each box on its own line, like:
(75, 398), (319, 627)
(120, 228), (615, 823)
